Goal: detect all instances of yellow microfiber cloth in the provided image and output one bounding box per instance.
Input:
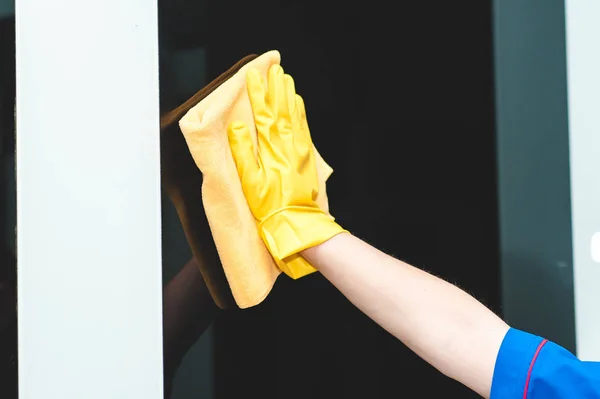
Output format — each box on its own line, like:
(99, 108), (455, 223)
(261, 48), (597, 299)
(178, 50), (334, 308)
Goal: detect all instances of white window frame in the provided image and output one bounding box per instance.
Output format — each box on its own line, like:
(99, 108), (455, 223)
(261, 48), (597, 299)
(565, 0), (600, 361)
(15, 0), (164, 397)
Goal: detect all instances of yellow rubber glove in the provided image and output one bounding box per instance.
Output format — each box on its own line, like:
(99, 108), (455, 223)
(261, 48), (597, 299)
(227, 64), (346, 277)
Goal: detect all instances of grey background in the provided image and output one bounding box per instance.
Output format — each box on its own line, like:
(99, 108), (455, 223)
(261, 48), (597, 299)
(0, 0), (13, 18)
(492, 0), (576, 351)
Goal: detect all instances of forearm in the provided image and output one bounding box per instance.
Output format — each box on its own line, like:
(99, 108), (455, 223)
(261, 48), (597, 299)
(302, 233), (509, 398)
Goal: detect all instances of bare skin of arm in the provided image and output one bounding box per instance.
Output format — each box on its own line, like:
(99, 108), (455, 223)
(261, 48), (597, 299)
(302, 233), (509, 398)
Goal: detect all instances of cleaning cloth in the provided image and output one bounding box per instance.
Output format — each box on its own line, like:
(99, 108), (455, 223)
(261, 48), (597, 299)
(178, 50), (334, 308)
(160, 54), (258, 309)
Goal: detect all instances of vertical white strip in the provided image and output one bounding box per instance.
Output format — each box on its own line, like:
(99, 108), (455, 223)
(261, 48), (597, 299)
(564, 0), (600, 360)
(16, 0), (163, 398)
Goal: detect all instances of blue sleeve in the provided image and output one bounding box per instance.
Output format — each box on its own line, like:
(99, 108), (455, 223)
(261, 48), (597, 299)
(490, 328), (600, 399)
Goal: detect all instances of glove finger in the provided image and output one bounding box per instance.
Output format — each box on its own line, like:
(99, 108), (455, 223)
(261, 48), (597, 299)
(267, 64), (289, 121)
(278, 73), (294, 121)
(227, 121), (260, 182)
(295, 94), (313, 144)
(296, 94), (309, 132)
(293, 94), (316, 165)
(285, 74), (298, 122)
(246, 68), (271, 130)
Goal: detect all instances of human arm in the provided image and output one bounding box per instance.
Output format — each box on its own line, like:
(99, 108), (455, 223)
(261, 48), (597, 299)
(302, 232), (508, 397)
(304, 235), (600, 399)
(226, 63), (503, 395)
(227, 64), (600, 399)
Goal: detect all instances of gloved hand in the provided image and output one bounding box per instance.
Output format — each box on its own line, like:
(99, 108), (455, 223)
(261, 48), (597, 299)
(227, 64), (346, 275)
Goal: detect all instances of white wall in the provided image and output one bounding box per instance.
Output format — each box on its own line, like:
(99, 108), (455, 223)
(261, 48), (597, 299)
(564, 0), (600, 361)
(16, 1), (164, 398)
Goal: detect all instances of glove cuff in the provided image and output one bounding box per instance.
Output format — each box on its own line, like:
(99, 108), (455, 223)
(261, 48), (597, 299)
(259, 206), (347, 261)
